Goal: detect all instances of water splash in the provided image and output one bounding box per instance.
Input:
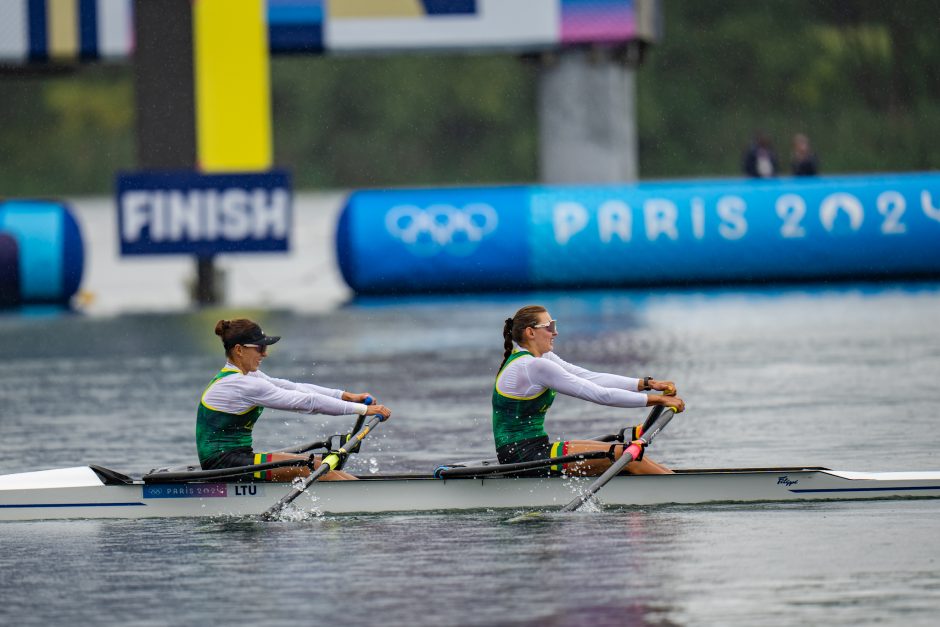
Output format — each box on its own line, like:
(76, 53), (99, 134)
(270, 503), (320, 522)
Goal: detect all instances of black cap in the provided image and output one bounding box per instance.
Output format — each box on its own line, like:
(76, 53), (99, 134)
(224, 323), (281, 350)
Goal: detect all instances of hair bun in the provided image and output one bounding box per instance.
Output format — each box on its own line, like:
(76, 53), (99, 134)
(214, 319), (230, 336)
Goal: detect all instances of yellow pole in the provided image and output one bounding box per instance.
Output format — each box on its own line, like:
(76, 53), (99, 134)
(47, 0), (79, 60)
(192, 0), (272, 172)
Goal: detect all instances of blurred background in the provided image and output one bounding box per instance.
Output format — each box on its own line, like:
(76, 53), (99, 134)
(2, 0), (938, 313)
(2, 1), (939, 195)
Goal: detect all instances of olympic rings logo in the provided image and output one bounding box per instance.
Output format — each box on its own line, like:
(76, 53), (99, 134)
(384, 204), (499, 256)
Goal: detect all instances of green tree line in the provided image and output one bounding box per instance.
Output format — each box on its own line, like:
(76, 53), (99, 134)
(1, 0), (937, 197)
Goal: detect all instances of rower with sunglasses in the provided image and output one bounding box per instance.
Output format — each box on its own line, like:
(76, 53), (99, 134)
(494, 305), (684, 476)
(196, 318), (391, 481)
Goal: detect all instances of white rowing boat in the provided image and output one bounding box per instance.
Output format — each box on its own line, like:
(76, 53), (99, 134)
(2, 465), (939, 521)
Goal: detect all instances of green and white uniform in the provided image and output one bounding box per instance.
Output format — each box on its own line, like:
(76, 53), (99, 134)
(196, 363), (367, 467)
(492, 350), (557, 449)
(492, 348), (648, 452)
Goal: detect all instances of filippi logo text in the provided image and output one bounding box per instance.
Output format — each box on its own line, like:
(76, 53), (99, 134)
(385, 204), (498, 256)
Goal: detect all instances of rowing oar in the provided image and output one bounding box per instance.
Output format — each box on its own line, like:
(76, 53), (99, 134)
(559, 406), (674, 513)
(506, 406), (675, 523)
(262, 413), (386, 520)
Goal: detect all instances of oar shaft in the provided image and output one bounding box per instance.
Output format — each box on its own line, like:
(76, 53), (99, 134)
(641, 405), (665, 434)
(560, 408), (676, 513)
(263, 414), (384, 519)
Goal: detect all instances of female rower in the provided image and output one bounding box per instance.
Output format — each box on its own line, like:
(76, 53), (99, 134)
(493, 305), (685, 476)
(197, 318), (391, 481)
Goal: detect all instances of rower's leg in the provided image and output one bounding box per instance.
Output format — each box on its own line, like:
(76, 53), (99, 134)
(560, 440), (673, 476)
(623, 456), (674, 475)
(262, 453), (357, 481)
(310, 455), (357, 481)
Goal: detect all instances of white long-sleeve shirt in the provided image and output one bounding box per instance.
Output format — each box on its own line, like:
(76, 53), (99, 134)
(201, 363), (368, 416)
(496, 350), (648, 408)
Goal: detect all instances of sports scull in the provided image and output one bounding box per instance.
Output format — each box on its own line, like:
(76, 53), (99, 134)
(1, 464), (939, 521)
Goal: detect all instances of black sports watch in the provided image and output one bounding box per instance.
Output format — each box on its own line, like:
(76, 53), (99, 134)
(643, 376), (652, 391)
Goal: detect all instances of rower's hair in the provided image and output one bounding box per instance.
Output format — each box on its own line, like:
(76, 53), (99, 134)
(499, 305), (547, 371)
(215, 318), (258, 357)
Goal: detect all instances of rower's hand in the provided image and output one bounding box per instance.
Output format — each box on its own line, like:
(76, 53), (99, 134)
(655, 395), (685, 413)
(365, 404), (392, 421)
(343, 392), (374, 403)
(650, 379), (677, 396)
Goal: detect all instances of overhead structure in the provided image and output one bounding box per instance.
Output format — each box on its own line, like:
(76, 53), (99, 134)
(3, 0), (661, 189)
(0, 0), (662, 305)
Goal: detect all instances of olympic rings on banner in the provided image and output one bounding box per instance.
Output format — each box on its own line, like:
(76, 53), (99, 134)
(384, 204), (499, 256)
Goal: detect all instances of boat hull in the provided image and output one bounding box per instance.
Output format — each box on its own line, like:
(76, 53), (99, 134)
(2, 467), (940, 521)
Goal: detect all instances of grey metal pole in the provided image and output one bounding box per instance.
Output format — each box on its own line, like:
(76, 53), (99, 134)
(537, 46), (639, 184)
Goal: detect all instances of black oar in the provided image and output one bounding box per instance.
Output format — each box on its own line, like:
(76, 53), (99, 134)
(262, 413), (386, 520)
(559, 406), (675, 513)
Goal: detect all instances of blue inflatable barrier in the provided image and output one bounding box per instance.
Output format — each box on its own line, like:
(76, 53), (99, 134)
(0, 200), (84, 306)
(336, 173), (940, 294)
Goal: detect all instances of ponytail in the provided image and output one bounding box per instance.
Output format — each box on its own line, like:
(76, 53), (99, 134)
(497, 305), (547, 372)
(498, 317), (514, 371)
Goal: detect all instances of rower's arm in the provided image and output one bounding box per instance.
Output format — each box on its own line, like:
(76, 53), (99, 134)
(545, 353), (641, 391)
(529, 358), (648, 408)
(242, 378), (367, 416)
(251, 370), (344, 398)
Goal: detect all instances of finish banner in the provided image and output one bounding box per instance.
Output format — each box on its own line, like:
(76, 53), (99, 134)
(117, 170), (292, 257)
(337, 172), (940, 293)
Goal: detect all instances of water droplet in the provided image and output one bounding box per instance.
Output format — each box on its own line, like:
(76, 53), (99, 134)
(291, 477), (306, 490)
(369, 457), (379, 474)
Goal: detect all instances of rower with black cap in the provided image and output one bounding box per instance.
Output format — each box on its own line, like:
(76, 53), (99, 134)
(196, 318), (391, 481)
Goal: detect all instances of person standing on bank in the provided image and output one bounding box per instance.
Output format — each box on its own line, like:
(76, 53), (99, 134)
(790, 133), (819, 176)
(743, 131), (779, 178)
(197, 318), (391, 481)
(494, 306), (685, 476)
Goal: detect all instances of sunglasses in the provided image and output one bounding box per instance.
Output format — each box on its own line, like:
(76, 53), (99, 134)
(242, 343), (268, 355)
(531, 319), (557, 334)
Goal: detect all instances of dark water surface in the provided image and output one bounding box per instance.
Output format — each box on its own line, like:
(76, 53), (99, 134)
(2, 284), (939, 626)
